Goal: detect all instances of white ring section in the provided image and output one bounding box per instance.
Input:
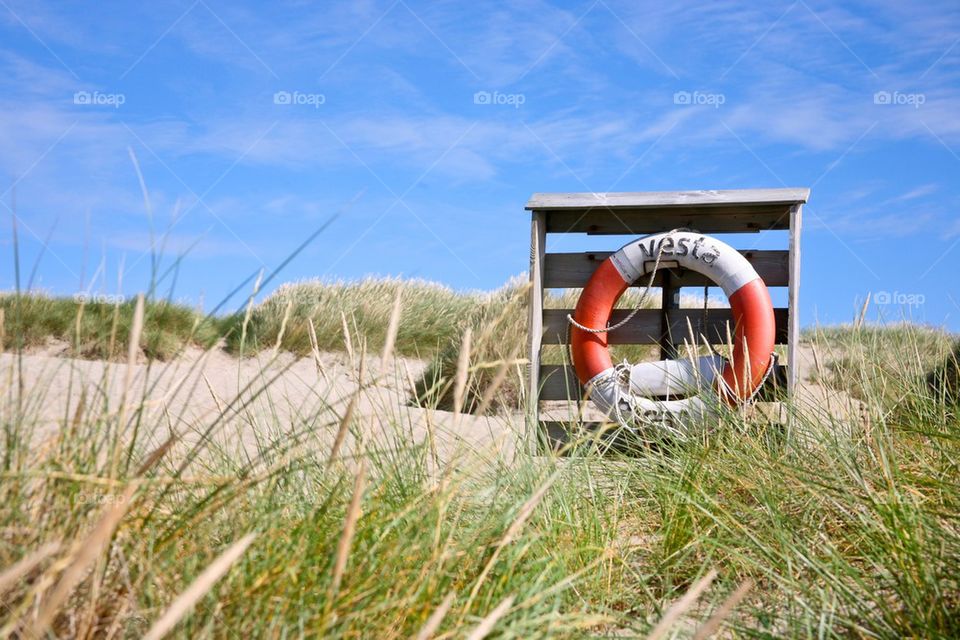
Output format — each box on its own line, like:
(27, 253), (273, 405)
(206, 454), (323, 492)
(584, 232), (762, 426)
(609, 231), (757, 296)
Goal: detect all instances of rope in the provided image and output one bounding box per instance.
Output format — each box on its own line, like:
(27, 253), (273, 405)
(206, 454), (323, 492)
(565, 228), (691, 434)
(563, 228), (775, 435)
(566, 228), (690, 334)
(563, 227), (689, 376)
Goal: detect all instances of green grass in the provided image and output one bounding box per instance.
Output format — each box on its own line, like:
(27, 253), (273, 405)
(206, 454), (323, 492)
(0, 293), (221, 360)
(2, 282), (960, 637)
(221, 277), (481, 358)
(1, 279), (671, 412)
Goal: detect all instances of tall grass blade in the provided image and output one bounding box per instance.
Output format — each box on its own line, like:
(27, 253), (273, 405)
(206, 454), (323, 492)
(330, 459), (366, 600)
(465, 595), (514, 640)
(453, 326), (472, 425)
(30, 484), (137, 636)
(414, 590), (456, 640)
(692, 578), (753, 640)
(380, 288), (403, 368)
(142, 533), (256, 640)
(645, 569), (717, 640)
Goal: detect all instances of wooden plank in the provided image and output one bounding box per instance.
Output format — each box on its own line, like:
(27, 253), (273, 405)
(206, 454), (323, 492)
(543, 209), (791, 234)
(540, 308), (790, 345)
(544, 250), (788, 288)
(527, 188), (810, 211)
(527, 211), (546, 436)
(537, 421), (682, 454)
(539, 364), (584, 401)
(787, 204), (802, 395)
(538, 421), (604, 451)
(660, 271), (679, 359)
(539, 362), (788, 401)
(539, 420), (603, 453)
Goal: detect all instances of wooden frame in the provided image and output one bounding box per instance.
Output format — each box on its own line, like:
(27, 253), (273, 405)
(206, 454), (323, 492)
(525, 188), (809, 444)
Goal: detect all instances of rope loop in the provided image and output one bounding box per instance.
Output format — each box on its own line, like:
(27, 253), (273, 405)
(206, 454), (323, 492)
(564, 228), (775, 433)
(565, 228), (694, 334)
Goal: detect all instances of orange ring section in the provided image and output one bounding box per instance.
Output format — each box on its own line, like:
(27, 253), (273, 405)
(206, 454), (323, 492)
(570, 256), (776, 404)
(570, 260), (630, 383)
(720, 278), (776, 403)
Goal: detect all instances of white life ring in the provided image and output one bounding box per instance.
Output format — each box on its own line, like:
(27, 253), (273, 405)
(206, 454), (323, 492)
(570, 231), (776, 423)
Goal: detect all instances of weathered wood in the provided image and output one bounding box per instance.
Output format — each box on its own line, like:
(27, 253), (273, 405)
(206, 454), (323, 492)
(539, 421), (604, 451)
(787, 204), (803, 394)
(527, 212), (546, 435)
(538, 362), (788, 401)
(526, 187), (807, 441)
(660, 271), (679, 359)
(543, 250), (789, 289)
(544, 209), (791, 234)
(541, 308), (790, 345)
(527, 188), (810, 211)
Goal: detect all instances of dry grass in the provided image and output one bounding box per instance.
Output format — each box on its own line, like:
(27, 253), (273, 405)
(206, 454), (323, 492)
(1, 279), (959, 638)
(0, 293), (219, 360)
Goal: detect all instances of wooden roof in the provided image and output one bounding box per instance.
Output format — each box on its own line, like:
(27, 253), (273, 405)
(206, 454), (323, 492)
(525, 188), (809, 212)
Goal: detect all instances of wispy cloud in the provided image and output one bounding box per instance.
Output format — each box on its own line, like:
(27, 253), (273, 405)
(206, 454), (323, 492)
(3, 0), (960, 316)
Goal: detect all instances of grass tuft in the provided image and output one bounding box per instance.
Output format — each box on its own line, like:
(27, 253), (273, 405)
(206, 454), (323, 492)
(1, 280), (959, 637)
(0, 293), (220, 360)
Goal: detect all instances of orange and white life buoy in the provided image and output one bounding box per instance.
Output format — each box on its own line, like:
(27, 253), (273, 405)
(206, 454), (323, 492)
(570, 231), (776, 423)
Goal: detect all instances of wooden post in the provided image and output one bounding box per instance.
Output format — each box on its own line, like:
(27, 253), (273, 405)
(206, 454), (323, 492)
(524, 188), (808, 445)
(526, 211), (546, 448)
(659, 270), (679, 360)
(787, 204), (803, 395)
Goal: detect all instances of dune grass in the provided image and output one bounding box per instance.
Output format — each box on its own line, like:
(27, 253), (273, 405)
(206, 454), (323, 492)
(221, 277), (480, 359)
(2, 278), (678, 412)
(0, 293), (220, 360)
(411, 284), (665, 412)
(215, 276), (663, 412)
(2, 282), (959, 637)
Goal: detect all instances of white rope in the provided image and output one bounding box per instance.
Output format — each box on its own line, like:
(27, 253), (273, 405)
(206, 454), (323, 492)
(564, 228), (776, 435)
(565, 228), (690, 334)
(566, 229), (692, 435)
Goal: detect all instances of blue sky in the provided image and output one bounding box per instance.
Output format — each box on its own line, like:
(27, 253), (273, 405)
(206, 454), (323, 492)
(0, 0), (958, 328)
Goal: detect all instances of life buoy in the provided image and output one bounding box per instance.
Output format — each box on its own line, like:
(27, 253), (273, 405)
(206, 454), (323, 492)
(570, 231), (776, 422)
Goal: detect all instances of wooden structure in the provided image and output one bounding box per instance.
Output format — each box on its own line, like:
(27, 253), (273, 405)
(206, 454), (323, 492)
(525, 188), (808, 443)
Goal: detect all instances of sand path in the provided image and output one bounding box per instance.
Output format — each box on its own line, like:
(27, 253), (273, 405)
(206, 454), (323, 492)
(1, 342), (862, 470)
